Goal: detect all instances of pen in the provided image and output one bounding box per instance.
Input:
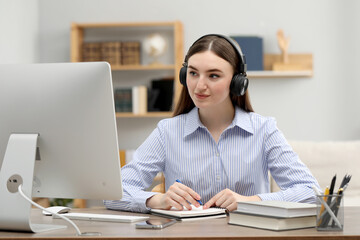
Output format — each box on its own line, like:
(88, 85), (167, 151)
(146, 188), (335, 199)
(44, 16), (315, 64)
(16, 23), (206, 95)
(339, 174), (351, 191)
(322, 174), (336, 226)
(175, 179), (203, 205)
(331, 187), (344, 228)
(329, 174), (336, 195)
(318, 186), (329, 226)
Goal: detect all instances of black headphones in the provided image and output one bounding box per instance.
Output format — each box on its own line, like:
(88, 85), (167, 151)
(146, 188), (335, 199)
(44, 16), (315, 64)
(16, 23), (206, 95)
(179, 34), (249, 96)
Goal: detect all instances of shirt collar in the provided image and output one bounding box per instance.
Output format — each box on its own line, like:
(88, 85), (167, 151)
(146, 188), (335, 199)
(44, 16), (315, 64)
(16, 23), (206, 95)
(184, 107), (254, 138)
(232, 107), (254, 134)
(184, 107), (204, 137)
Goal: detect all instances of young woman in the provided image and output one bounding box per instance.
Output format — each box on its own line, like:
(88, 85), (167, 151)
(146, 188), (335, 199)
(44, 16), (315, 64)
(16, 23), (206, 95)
(104, 34), (319, 213)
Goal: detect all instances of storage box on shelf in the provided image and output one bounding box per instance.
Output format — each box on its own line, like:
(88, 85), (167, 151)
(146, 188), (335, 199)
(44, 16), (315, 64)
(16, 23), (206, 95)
(247, 53), (313, 78)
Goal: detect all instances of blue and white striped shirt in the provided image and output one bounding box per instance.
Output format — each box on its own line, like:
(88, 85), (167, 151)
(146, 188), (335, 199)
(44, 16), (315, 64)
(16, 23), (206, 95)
(104, 107), (320, 213)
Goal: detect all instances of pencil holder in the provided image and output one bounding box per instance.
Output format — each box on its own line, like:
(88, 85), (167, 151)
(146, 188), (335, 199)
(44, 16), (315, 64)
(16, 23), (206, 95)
(316, 194), (344, 231)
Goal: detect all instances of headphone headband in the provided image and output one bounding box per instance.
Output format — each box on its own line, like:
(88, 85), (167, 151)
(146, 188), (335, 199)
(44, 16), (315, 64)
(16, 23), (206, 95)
(179, 34), (249, 96)
(185, 34), (247, 74)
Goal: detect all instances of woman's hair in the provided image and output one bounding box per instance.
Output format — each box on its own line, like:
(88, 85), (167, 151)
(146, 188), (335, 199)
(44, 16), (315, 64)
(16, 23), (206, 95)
(173, 35), (254, 116)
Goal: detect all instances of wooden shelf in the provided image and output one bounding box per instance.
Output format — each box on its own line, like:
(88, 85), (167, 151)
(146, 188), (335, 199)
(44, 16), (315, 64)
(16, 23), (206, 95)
(248, 70), (313, 78)
(256, 53), (313, 78)
(116, 112), (172, 118)
(110, 64), (175, 71)
(72, 21), (179, 29)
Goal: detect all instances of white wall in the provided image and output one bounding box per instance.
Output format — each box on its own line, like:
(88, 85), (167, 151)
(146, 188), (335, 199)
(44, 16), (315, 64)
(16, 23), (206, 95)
(15, 0), (360, 148)
(0, 0), (39, 63)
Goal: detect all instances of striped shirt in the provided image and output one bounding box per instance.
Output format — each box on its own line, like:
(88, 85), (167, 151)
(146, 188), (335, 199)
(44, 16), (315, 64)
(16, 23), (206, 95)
(104, 107), (320, 213)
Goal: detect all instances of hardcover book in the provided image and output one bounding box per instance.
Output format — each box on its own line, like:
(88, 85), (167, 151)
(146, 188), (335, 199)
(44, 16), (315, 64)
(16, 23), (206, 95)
(229, 211), (316, 231)
(121, 41), (141, 65)
(150, 78), (174, 112)
(101, 42), (121, 65)
(114, 88), (132, 112)
(82, 42), (102, 62)
(236, 201), (316, 218)
(132, 85), (147, 114)
(230, 36), (263, 71)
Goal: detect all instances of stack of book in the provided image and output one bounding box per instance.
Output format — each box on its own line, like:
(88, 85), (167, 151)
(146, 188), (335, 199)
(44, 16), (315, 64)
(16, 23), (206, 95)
(82, 41), (140, 65)
(229, 201), (316, 231)
(114, 86), (147, 114)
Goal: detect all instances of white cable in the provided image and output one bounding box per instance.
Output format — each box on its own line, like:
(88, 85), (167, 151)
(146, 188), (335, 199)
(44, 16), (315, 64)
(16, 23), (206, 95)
(18, 185), (82, 236)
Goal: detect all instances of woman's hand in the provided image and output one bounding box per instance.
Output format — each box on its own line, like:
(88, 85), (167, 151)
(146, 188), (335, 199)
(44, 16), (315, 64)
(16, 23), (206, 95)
(146, 182), (202, 210)
(203, 188), (261, 212)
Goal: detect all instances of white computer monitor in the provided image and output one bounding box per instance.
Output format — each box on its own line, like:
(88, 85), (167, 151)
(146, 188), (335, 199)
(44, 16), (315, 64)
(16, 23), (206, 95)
(0, 62), (123, 232)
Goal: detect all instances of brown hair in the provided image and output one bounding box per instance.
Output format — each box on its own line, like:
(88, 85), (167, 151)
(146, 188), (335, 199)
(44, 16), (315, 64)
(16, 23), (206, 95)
(173, 35), (254, 116)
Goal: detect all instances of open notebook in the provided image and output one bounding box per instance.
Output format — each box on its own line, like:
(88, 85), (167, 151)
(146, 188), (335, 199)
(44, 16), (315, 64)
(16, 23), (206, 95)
(150, 205), (227, 221)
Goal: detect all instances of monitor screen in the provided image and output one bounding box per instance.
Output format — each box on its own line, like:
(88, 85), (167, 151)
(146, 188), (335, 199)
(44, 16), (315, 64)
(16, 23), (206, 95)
(0, 62), (123, 232)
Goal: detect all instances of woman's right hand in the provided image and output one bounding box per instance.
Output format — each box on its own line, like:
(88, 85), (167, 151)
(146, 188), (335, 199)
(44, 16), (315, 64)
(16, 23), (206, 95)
(146, 182), (202, 210)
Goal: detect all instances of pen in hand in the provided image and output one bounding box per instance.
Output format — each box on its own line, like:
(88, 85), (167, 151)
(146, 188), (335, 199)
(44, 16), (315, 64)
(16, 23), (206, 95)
(175, 179), (203, 205)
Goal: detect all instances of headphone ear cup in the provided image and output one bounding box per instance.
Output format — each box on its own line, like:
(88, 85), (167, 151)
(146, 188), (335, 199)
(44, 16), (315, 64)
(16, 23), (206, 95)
(230, 74), (249, 96)
(179, 65), (187, 86)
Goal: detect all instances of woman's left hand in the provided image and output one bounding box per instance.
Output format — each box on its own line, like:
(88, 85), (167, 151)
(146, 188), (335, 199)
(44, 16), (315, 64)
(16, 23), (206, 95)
(203, 188), (261, 211)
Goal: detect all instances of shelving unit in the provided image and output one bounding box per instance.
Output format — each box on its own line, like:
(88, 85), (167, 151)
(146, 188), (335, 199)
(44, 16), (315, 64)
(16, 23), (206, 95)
(71, 23), (312, 120)
(70, 21), (184, 118)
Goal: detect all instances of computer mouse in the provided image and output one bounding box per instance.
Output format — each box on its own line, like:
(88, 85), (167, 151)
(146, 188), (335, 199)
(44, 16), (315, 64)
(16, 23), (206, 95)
(42, 206), (71, 216)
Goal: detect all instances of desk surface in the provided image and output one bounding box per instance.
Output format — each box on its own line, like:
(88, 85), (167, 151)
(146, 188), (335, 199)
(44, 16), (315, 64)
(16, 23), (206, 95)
(0, 207), (359, 239)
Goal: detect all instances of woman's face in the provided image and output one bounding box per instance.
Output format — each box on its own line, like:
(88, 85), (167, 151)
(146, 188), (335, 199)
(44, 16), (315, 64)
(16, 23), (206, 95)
(186, 50), (234, 110)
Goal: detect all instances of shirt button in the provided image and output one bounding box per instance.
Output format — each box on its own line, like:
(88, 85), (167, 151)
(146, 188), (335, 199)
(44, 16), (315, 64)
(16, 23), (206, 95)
(216, 152), (220, 157)
(216, 176), (220, 181)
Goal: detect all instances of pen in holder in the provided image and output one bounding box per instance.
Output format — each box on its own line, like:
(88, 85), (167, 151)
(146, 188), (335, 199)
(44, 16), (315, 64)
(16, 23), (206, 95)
(316, 193), (344, 231)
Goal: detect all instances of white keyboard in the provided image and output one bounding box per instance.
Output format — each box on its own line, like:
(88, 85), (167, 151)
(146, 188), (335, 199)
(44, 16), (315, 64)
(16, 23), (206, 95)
(53, 212), (149, 223)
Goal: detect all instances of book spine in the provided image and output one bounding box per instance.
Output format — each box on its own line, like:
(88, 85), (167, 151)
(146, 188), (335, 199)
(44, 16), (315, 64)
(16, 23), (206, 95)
(121, 41), (141, 65)
(82, 42), (102, 62)
(132, 85), (147, 114)
(114, 88), (132, 112)
(132, 86), (139, 114)
(138, 85), (147, 114)
(101, 42), (121, 65)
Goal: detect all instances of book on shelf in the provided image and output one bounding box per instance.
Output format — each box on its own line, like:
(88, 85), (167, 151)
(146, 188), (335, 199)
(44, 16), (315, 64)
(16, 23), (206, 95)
(121, 41), (141, 65)
(101, 42), (121, 65)
(149, 78), (174, 112)
(132, 85), (147, 114)
(228, 211), (316, 231)
(230, 36), (263, 71)
(151, 205), (226, 221)
(236, 200), (316, 218)
(82, 42), (102, 62)
(114, 88), (132, 113)
(81, 41), (140, 66)
(147, 89), (160, 112)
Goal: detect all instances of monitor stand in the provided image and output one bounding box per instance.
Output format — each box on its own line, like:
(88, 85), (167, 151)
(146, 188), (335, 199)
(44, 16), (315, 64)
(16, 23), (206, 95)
(0, 134), (66, 233)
